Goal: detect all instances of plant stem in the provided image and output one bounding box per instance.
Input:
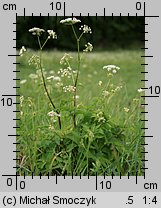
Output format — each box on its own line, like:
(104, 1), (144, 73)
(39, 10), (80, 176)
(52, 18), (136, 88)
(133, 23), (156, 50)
(71, 25), (81, 128)
(37, 36), (62, 129)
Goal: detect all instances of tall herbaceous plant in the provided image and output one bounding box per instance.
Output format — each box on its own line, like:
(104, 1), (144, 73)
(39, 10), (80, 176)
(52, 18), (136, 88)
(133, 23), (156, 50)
(17, 17), (144, 176)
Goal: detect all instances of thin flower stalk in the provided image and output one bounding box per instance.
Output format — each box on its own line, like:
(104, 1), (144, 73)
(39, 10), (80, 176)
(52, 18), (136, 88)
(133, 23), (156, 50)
(71, 25), (81, 128)
(37, 36), (62, 129)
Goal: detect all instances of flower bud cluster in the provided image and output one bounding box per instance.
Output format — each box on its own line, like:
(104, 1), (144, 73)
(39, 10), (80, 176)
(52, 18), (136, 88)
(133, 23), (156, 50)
(83, 42), (93, 52)
(48, 110), (61, 117)
(47, 30), (57, 39)
(58, 67), (73, 78)
(63, 85), (76, 93)
(28, 55), (40, 69)
(19, 46), (26, 56)
(96, 112), (106, 123)
(79, 25), (92, 34)
(60, 53), (73, 65)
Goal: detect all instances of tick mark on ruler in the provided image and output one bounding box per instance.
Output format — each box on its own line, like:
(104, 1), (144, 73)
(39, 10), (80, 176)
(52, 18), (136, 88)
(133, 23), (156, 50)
(119, 13), (122, 20)
(141, 23), (148, 26)
(2, 94), (20, 96)
(13, 86), (20, 88)
(72, 172), (73, 179)
(135, 13), (138, 19)
(136, 171), (138, 184)
(24, 8), (26, 19)
(8, 54), (20, 57)
(145, 15), (159, 18)
(95, 172), (98, 190)
(13, 78), (20, 81)
(24, 172), (26, 179)
(56, 173), (57, 184)
(63, 2), (66, 18)
(13, 158), (20, 161)
(39, 172), (42, 179)
(141, 55), (153, 58)
(141, 95), (159, 98)
(112, 13), (114, 20)
(103, 8), (105, 19)
(112, 172), (114, 179)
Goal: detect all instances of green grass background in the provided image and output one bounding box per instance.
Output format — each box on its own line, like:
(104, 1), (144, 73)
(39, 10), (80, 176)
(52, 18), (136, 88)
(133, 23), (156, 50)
(16, 49), (145, 176)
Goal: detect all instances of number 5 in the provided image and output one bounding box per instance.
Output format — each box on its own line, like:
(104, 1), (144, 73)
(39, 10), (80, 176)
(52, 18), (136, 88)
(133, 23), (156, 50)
(127, 196), (134, 204)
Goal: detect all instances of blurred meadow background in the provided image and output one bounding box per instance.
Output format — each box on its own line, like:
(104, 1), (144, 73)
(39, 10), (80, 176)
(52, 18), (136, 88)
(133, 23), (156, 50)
(16, 16), (145, 176)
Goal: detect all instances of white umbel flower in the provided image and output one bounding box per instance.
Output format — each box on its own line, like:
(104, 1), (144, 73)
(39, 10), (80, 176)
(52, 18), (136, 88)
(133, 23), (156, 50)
(47, 110), (61, 117)
(124, 107), (129, 113)
(58, 67), (72, 78)
(63, 85), (76, 92)
(83, 42), (93, 52)
(60, 53), (73, 65)
(102, 90), (109, 97)
(19, 46), (26, 56)
(98, 81), (103, 86)
(79, 25), (92, 34)
(29, 73), (38, 79)
(29, 27), (45, 36)
(47, 76), (61, 82)
(103, 65), (120, 72)
(47, 30), (57, 39)
(60, 17), (81, 25)
(20, 80), (27, 85)
(96, 112), (106, 123)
